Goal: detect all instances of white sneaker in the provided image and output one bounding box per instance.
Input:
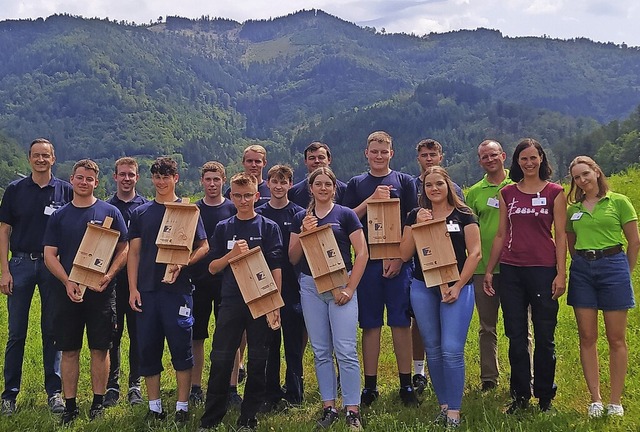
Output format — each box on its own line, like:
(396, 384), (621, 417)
(587, 402), (604, 418)
(606, 403), (624, 416)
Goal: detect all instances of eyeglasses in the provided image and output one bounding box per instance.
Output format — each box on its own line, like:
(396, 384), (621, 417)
(231, 193), (255, 201)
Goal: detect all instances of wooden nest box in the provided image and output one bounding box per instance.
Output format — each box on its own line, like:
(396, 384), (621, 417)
(155, 199), (200, 278)
(411, 218), (459, 288)
(367, 198), (401, 259)
(298, 224), (348, 293)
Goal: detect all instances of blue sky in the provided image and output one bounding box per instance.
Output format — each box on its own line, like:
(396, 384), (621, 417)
(1, 0), (638, 47)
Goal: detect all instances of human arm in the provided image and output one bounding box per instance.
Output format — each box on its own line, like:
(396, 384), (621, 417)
(623, 220), (640, 272)
(162, 238), (209, 284)
(351, 185), (392, 219)
(442, 222), (481, 304)
(566, 232), (577, 258)
(0, 223), (12, 295)
(334, 228), (368, 306)
(94, 241), (128, 292)
(288, 214), (317, 265)
(127, 238), (142, 312)
(551, 192), (568, 300)
(44, 245), (83, 303)
(208, 239), (248, 275)
(483, 193), (507, 296)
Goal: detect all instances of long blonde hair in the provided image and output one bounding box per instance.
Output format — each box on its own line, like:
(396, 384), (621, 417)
(567, 155), (609, 204)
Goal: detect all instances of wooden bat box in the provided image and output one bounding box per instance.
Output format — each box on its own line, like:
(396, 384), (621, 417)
(411, 218), (459, 287)
(229, 246), (284, 322)
(367, 198), (401, 259)
(69, 216), (120, 295)
(299, 224), (348, 293)
(156, 199), (200, 267)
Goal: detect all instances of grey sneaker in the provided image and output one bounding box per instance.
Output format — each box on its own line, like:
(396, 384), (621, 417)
(103, 388), (120, 408)
(1, 399), (16, 416)
(317, 406), (339, 429)
(128, 387), (143, 405)
(89, 403), (105, 420)
(48, 393), (65, 414)
(345, 410), (363, 431)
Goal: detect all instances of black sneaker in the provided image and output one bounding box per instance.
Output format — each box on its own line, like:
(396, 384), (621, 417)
(227, 391), (243, 409)
(127, 387), (143, 405)
(539, 399), (554, 413)
(360, 388), (379, 407)
(89, 404), (105, 420)
(345, 410), (363, 431)
(236, 415), (257, 431)
(175, 409), (189, 424)
(190, 387), (204, 405)
(481, 381), (497, 392)
(103, 388), (119, 408)
(316, 406), (339, 429)
(61, 408), (79, 425)
(412, 374), (428, 395)
(505, 397), (529, 414)
(145, 409), (167, 421)
(399, 385), (419, 407)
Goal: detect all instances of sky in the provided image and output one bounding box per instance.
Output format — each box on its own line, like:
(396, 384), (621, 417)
(1, 0), (639, 47)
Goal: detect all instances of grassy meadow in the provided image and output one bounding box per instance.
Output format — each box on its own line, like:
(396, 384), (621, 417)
(1, 168), (639, 431)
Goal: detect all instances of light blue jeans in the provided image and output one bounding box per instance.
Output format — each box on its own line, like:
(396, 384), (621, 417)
(299, 273), (361, 406)
(410, 279), (474, 410)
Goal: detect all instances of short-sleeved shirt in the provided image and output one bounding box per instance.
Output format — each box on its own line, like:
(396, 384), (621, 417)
(499, 182), (563, 267)
(224, 180), (271, 207)
(107, 193), (148, 226)
(188, 198), (237, 282)
(289, 178), (347, 208)
(465, 172), (513, 274)
(128, 200), (207, 295)
(291, 204), (363, 276)
(0, 175), (73, 253)
(343, 170), (417, 250)
(566, 191), (638, 250)
(211, 214), (283, 304)
(405, 207), (477, 285)
(43, 200), (128, 275)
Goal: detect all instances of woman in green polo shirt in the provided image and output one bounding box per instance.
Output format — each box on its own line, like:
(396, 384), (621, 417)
(566, 155), (639, 418)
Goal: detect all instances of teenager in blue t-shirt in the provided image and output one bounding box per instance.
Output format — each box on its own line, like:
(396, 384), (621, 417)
(223, 144), (271, 207)
(200, 173), (283, 431)
(342, 131), (419, 407)
(43, 159), (128, 424)
(127, 157), (208, 424)
(256, 165), (305, 409)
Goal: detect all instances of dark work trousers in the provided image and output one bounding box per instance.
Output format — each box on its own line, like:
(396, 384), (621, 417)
(107, 270), (141, 391)
(498, 264), (558, 402)
(200, 302), (272, 428)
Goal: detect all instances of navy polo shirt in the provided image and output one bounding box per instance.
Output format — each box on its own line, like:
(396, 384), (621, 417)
(107, 193), (148, 225)
(43, 200), (128, 274)
(224, 180), (271, 207)
(211, 214), (283, 304)
(0, 174), (73, 254)
(288, 177), (347, 208)
(187, 197), (237, 282)
(128, 200), (207, 295)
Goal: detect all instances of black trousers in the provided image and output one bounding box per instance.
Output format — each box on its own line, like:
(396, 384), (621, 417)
(499, 264), (559, 401)
(200, 302), (272, 428)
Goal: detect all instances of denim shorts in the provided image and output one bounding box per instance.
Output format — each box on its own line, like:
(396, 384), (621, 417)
(568, 252), (635, 310)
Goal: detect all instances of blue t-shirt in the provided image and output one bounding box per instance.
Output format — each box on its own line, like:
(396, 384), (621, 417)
(405, 207), (477, 285)
(188, 198), (237, 282)
(291, 204), (363, 276)
(289, 178), (347, 208)
(107, 193), (148, 226)
(343, 170), (417, 241)
(211, 214), (283, 304)
(0, 175), (73, 253)
(224, 180), (271, 207)
(128, 200), (207, 294)
(43, 199), (128, 275)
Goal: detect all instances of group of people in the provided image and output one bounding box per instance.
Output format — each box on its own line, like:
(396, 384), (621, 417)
(0, 133), (637, 430)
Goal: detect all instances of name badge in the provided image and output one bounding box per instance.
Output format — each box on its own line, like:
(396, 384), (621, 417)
(570, 212), (583, 221)
(227, 239), (236, 250)
(532, 197), (546, 206)
(486, 197), (499, 208)
(44, 205), (56, 215)
(178, 304), (191, 317)
(446, 222), (461, 232)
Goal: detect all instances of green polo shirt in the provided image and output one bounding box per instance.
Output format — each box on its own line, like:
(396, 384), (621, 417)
(465, 171), (513, 274)
(566, 191), (637, 250)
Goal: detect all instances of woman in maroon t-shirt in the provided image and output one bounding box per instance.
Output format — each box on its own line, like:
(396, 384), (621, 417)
(483, 138), (567, 414)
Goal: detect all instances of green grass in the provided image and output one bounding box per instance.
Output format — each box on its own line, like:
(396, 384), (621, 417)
(1, 168), (640, 431)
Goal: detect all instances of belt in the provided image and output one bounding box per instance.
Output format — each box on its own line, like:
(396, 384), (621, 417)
(12, 251), (44, 260)
(576, 245), (623, 261)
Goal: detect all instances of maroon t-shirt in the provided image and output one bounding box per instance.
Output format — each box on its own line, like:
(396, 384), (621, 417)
(499, 182), (563, 267)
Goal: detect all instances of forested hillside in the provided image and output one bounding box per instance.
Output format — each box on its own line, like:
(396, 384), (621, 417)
(1, 10), (639, 196)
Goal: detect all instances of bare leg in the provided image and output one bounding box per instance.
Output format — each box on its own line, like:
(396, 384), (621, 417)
(89, 349), (109, 395)
(574, 308), (601, 403)
(176, 369), (192, 403)
(603, 310), (628, 405)
(61, 350), (81, 398)
(192, 339), (205, 387)
(391, 326), (412, 375)
(411, 319), (425, 366)
(145, 374), (161, 401)
(362, 328), (381, 376)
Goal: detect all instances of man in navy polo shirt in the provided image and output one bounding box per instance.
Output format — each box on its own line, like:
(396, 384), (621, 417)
(0, 138), (72, 416)
(189, 161), (236, 405)
(128, 157), (208, 424)
(289, 141), (347, 208)
(256, 164), (305, 409)
(199, 172), (283, 431)
(224, 144), (271, 207)
(104, 157), (148, 407)
(43, 159), (129, 424)
(343, 131), (419, 407)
